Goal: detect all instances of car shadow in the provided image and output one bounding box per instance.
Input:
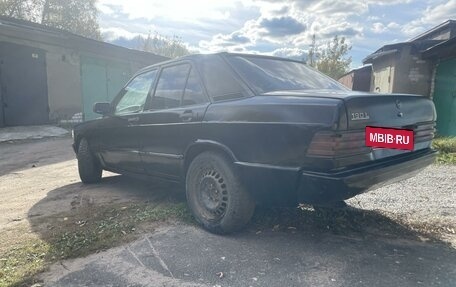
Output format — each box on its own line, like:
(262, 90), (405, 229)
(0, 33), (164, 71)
(25, 174), (456, 286)
(26, 173), (454, 246)
(27, 174), (186, 219)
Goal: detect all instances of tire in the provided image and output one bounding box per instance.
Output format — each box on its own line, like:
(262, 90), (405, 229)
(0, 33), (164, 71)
(186, 151), (255, 234)
(77, 138), (102, 184)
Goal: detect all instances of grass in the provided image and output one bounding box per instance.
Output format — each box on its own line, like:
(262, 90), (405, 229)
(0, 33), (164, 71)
(0, 202), (191, 287)
(0, 240), (49, 287)
(432, 137), (456, 164)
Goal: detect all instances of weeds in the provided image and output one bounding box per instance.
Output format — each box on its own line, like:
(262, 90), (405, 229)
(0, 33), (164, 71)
(433, 137), (456, 164)
(0, 202), (191, 287)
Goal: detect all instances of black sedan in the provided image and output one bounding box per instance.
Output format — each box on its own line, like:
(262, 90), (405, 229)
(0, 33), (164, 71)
(73, 53), (437, 234)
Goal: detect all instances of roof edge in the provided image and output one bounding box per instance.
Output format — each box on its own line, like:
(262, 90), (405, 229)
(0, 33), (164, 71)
(0, 15), (168, 61)
(409, 19), (456, 42)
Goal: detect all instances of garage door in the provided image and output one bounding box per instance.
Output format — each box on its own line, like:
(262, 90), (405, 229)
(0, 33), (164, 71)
(80, 56), (131, 121)
(0, 42), (49, 126)
(434, 58), (456, 136)
(373, 65), (394, 93)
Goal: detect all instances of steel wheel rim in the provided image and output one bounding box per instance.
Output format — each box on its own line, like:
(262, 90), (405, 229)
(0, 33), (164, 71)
(197, 169), (229, 220)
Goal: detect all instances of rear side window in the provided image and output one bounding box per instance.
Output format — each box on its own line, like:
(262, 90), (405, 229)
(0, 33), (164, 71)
(197, 55), (246, 101)
(150, 64), (191, 110)
(114, 70), (157, 115)
(182, 68), (208, 106)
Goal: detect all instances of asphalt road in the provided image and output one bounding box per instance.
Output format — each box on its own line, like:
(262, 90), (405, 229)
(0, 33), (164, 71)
(41, 224), (456, 287)
(1, 137), (455, 287)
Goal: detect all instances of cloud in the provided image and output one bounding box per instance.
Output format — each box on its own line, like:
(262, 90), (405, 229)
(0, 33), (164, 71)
(97, 3), (116, 15)
(293, 0), (368, 16)
(97, 0), (236, 21)
(312, 21), (363, 39)
(98, 0), (453, 70)
(420, 0), (456, 25)
(366, 0), (413, 5)
(387, 22), (400, 29)
(259, 16), (306, 37)
(270, 6), (289, 16)
(226, 32), (251, 44)
(101, 27), (145, 41)
(199, 31), (252, 50)
(401, 0), (456, 37)
(372, 22), (387, 34)
(269, 47), (308, 60)
(368, 16), (381, 21)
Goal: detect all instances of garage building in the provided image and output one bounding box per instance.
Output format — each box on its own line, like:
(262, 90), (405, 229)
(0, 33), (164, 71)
(363, 20), (456, 136)
(0, 16), (167, 127)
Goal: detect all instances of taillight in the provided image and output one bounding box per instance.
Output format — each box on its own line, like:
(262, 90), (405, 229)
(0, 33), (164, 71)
(307, 131), (371, 157)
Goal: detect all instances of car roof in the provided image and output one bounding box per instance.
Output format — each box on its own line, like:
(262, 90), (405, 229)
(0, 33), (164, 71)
(135, 52), (306, 75)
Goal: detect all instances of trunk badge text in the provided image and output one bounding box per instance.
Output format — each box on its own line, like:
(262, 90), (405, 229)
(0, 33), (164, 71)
(351, 112), (370, 121)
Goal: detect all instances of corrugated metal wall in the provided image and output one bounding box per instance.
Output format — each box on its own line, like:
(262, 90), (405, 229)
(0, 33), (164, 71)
(434, 58), (456, 136)
(0, 42), (49, 126)
(80, 56), (131, 121)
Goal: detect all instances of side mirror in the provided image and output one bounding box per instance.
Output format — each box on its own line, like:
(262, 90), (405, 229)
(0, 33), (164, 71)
(93, 102), (111, 115)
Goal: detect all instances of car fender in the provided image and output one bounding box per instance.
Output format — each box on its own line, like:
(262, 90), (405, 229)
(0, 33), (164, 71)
(183, 139), (238, 174)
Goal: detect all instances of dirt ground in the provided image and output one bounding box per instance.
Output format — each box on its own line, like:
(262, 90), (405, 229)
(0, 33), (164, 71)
(0, 137), (116, 229)
(1, 136), (455, 286)
(0, 137), (172, 230)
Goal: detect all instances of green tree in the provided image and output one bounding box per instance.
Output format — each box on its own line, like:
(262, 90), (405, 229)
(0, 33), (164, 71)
(139, 32), (190, 58)
(315, 35), (352, 79)
(0, 0), (42, 21)
(41, 0), (101, 40)
(0, 0), (101, 40)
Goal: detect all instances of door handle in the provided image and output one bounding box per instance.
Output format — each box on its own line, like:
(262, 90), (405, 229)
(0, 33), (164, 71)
(128, 116), (139, 123)
(180, 110), (194, 122)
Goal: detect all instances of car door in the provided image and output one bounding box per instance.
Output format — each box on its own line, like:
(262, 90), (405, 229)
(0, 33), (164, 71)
(95, 69), (158, 174)
(138, 62), (210, 179)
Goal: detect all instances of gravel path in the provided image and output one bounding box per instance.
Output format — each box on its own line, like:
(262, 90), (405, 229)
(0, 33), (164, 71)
(348, 164), (456, 238)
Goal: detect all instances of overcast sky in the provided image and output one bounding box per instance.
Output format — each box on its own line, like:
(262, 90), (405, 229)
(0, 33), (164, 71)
(97, 0), (456, 68)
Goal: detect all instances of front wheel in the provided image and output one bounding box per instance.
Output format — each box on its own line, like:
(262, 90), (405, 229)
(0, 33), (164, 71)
(186, 151), (255, 234)
(77, 138), (102, 184)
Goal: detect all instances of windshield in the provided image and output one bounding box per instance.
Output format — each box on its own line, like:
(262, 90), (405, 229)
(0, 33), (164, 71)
(227, 55), (348, 94)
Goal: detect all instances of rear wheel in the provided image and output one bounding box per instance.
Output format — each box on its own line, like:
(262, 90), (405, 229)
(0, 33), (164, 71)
(186, 151), (255, 234)
(77, 138), (102, 183)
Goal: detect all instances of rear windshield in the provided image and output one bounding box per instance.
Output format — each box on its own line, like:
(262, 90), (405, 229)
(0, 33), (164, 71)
(226, 55), (347, 94)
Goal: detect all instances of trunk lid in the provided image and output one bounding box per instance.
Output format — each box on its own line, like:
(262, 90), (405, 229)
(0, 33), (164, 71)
(262, 90), (436, 130)
(343, 94), (435, 130)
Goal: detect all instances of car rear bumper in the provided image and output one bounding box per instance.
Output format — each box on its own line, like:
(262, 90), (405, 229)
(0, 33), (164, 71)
(298, 148), (437, 204)
(235, 148), (437, 206)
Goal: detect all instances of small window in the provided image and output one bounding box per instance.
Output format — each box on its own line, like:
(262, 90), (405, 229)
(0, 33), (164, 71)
(182, 68), (207, 106)
(197, 55), (246, 101)
(114, 70), (157, 115)
(150, 64), (191, 110)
